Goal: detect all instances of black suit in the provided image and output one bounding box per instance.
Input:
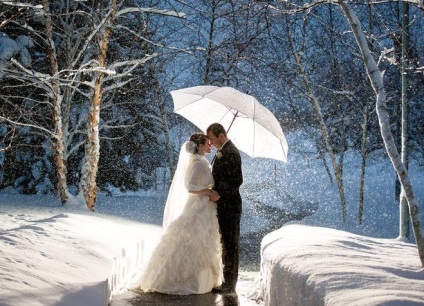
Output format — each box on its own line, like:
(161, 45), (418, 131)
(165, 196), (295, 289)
(212, 140), (243, 291)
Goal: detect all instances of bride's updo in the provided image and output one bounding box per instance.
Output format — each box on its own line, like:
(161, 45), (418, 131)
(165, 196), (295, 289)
(186, 132), (208, 154)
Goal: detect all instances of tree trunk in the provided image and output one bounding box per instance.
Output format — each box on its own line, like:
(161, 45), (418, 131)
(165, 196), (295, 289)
(284, 14), (347, 221)
(81, 0), (117, 211)
(358, 91), (370, 224)
(358, 6), (374, 224)
(340, 2), (424, 267)
(399, 1), (410, 239)
(1, 128), (16, 188)
(149, 61), (175, 178)
(203, 0), (217, 84)
(43, 0), (69, 204)
(290, 54), (347, 222)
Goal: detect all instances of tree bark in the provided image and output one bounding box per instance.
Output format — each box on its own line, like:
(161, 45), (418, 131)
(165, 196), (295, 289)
(358, 90), (370, 224)
(43, 0), (69, 204)
(340, 2), (424, 267)
(81, 0), (117, 211)
(399, 1), (410, 238)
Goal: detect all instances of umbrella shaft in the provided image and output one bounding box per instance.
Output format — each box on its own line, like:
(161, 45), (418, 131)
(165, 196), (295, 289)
(227, 111), (238, 134)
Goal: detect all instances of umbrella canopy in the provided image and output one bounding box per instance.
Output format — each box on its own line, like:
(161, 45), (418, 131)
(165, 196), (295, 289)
(171, 85), (288, 162)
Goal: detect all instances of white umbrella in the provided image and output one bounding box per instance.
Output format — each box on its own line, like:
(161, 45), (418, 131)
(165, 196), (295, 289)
(170, 85), (288, 162)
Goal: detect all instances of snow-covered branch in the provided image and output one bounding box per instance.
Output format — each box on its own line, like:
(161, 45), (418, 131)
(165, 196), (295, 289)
(0, 116), (55, 138)
(378, 47), (396, 66)
(270, 0), (424, 13)
(10, 58), (52, 85)
(100, 122), (141, 130)
(99, 113), (163, 132)
(102, 78), (134, 93)
(1, 2), (43, 9)
(0, 125), (15, 153)
(116, 7), (186, 19)
(71, 9), (114, 69)
(114, 25), (193, 54)
(103, 54), (159, 92)
(366, 0), (423, 10)
(66, 139), (86, 160)
(107, 54), (158, 71)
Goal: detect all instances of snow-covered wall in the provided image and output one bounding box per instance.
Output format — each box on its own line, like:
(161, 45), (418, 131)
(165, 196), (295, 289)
(252, 224), (424, 306)
(0, 194), (162, 306)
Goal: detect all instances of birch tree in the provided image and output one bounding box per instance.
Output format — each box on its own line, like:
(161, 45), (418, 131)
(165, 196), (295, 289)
(80, 0), (184, 210)
(1, 1), (184, 208)
(78, 2), (185, 210)
(399, 1), (410, 238)
(0, 2), (64, 196)
(340, 1), (424, 267)
(80, 0), (119, 211)
(42, 0), (68, 203)
(276, 0), (424, 265)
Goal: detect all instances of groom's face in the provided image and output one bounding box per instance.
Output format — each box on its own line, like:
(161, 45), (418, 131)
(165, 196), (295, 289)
(207, 131), (224, 148)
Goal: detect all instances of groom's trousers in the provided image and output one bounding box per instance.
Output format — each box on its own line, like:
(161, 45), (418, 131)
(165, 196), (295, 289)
(217, 210), (241, 291)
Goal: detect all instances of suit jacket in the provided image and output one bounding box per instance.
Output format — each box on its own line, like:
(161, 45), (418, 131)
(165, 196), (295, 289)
(212, 140), (243, 215)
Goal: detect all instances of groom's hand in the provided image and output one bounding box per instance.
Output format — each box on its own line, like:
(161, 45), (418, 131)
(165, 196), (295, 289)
(209, 190), (220, 202)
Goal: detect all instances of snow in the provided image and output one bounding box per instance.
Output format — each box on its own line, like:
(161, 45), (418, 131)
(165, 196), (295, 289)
(0, 193), (161, 306)
(252, 224), (424, 306)
(1, 130), (424, 305)
(0, 33), (21, 61)
(0, 33), (34, 80)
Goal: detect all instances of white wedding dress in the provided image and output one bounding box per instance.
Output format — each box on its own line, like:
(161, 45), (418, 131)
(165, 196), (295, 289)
(136, 149), (223, 295)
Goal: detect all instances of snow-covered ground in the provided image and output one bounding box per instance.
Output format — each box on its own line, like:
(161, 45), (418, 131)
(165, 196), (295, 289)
(1, 131), (424, 305)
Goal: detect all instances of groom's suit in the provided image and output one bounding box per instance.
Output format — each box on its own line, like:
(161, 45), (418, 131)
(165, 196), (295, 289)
(212, 140), (243, 291)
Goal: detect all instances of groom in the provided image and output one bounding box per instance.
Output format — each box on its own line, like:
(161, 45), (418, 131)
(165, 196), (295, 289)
(207, 123), (243, 294)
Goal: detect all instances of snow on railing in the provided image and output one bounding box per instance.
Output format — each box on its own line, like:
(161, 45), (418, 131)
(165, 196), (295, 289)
(106, 228), (161, 304)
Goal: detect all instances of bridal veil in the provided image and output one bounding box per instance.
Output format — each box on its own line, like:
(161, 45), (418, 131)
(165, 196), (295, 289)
(162, 141), (191, 229)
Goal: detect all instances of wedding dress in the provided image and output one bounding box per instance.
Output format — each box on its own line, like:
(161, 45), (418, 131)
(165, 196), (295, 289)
(136, 143), (223, 295)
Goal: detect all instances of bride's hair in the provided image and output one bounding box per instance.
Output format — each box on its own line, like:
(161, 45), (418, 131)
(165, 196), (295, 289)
(189, 132), (208, 154)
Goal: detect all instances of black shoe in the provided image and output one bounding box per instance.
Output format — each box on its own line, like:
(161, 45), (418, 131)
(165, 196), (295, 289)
(211, 287), (236, 295)
(211, 287), (223, 294)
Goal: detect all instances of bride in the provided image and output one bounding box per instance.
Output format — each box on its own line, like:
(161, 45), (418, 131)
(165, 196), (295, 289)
(136, 132), (223, 295)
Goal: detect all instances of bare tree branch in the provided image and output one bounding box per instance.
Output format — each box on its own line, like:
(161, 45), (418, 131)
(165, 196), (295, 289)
(0, 116), (55, 138)
(0, 125), (15, 153)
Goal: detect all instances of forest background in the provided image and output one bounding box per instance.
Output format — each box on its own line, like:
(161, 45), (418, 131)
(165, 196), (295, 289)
(1, 0), (424, 243)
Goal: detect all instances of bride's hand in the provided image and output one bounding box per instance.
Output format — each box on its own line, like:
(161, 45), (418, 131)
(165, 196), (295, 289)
(209, 190), (220, 202)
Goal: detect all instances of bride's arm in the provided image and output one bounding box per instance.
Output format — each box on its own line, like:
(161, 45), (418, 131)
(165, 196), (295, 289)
(188, 188), (213, 196)
(186, 160), (213, 197)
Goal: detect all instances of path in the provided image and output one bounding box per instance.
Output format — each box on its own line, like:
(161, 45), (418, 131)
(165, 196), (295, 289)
(129, 292), (240, 306)
(111, 270), (262, 306)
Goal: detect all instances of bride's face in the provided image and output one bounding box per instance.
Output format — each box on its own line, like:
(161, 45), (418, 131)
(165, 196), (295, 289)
(198, 141), (211, 155)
